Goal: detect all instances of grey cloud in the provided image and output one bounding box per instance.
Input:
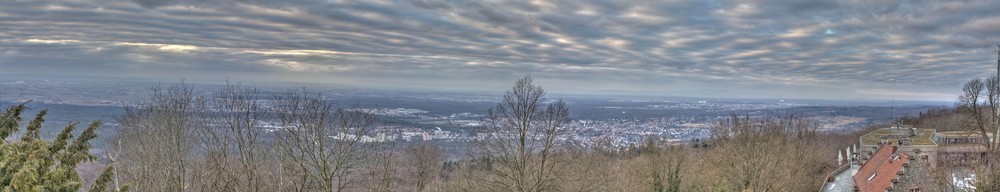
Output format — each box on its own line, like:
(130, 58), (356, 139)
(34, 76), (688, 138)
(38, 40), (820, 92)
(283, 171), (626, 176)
(1, 0), (998, 100)
(129, 0), (246, 9)
(409, 0), (453, 11)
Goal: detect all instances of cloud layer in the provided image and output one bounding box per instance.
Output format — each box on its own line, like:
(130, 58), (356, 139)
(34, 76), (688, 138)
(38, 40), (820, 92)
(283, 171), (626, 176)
(2, 0), (999, 101)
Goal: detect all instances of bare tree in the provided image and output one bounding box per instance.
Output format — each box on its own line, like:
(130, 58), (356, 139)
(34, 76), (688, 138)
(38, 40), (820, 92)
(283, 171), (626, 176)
(273, 89), (379, 192)
(707, 114), (823, 191)
(957, 77), (1000, 151)
(362, 142), (398, 192)
(975, 153), (1000, 192)
(905, 107), (968, 131)
(196, 82), (272, 192)
(402, 143), (445, 191)
(116, 82), (202, 191)
(555, 144), (613, 192)
(474, 76), (573, 192)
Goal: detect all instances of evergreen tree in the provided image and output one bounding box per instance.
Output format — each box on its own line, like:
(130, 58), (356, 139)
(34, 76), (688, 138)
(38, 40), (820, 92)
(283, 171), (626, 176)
(0, 103), (125, 192)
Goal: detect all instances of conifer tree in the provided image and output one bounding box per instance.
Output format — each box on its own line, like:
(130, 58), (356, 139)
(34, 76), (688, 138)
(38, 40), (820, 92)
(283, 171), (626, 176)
(0, 103), (126, 192)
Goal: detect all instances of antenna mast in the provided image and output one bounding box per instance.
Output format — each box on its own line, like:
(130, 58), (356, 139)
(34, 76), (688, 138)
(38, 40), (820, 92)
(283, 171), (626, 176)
(891, 95), (896, 129)
(995, 43), (999, 149)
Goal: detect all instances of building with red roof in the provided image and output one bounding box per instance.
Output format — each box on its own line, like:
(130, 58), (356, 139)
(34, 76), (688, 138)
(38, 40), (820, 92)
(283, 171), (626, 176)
(853, 143), (909, 192)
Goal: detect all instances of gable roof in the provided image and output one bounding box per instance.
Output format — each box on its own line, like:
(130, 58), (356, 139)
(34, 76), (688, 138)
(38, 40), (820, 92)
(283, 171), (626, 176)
(853, 143), (908, 192)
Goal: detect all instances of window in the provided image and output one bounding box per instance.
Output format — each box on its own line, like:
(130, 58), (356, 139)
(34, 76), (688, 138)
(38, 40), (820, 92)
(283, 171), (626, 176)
(867, 173), (877, 183)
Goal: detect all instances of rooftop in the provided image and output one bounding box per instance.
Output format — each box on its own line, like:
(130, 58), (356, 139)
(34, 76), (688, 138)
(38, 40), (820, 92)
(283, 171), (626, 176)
(860, 127), (936, 146)
(935, 130), (985, 137)
(853, 143), (909, 192)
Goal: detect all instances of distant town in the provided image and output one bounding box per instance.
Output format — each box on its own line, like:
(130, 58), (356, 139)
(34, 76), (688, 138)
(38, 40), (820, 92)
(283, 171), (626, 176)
(1, 79), (946, 150)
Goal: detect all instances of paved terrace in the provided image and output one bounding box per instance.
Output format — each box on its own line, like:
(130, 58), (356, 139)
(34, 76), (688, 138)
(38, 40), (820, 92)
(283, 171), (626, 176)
(823, 164), (859, 192)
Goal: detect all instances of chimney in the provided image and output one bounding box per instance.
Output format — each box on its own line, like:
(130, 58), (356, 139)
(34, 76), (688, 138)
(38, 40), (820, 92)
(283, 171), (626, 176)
(891, 145), (898, 154)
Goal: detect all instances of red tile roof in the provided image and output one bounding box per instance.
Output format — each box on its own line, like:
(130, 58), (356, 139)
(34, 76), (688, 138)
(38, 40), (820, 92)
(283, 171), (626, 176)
(854, 143), (909, 192)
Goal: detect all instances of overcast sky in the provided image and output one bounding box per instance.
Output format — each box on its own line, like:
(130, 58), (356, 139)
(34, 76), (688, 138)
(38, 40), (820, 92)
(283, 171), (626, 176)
(2, 0), (999, 101)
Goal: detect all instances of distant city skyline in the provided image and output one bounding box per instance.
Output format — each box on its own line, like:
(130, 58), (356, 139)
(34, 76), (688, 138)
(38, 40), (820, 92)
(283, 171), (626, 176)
(3, 0), (1000, 101)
